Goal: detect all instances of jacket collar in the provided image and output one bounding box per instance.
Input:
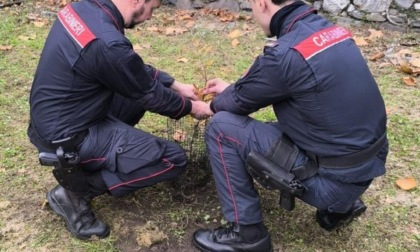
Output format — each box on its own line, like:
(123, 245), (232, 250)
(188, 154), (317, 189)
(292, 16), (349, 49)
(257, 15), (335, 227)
(269, 2), (316, 38)
(90, 0), (124, 33)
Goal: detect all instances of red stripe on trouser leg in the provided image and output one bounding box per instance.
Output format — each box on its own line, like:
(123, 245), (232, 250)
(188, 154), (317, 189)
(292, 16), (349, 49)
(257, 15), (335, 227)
(108, 159), (174, 191)
(217, 133), (242, 224)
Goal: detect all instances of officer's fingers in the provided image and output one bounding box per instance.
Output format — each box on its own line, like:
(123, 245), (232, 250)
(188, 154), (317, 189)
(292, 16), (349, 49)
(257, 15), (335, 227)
(204, 83), (214, 90)
(202, 88), (211, 95)
(205, 78), (220, 88)
(189, 93), (200, 101)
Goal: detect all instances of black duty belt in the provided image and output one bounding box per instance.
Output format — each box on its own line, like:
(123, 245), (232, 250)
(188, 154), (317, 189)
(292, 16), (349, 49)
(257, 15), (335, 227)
(37, 130), (88, 152)
(307, 133), (387, 169)
(68, 130), (88, 146)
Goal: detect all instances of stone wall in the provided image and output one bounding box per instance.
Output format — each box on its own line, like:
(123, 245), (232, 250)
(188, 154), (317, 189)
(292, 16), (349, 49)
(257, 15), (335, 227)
(314, 0), (420, 27)
(165, 0), (420, 28)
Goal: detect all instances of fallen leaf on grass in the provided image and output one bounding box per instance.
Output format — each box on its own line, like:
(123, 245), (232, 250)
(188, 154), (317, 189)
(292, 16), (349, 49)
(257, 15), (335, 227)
(353, 36), (369, 46)
(200, 8), (243, 22)
(228, 29), (243, 39)
(402, 77), (416, 86)
(411, 58), (420, 68)
(397, 49), (412, 55)
(0, 45), (12, 51)
(367, 29), (383, 41)
(59, 0), (68, 7)
(176, 57), (188, 63)
(185, 20), (195, 28)
(165, 27), (188, 36)
(368, 52), (385, 61)
(395, 177), (417, 191)
(238, 14), (252, 21)
(399, 61), (413, 74)
(161, 14), (175, 25)
(173, 129), (186, 142)
(231, 38), (240, 47)
(41, 199), (48, 210)
(177, 13), (194, 21)
(147, 26), (163, 33)
(32, 21), (46, 27)
(219, 13), (236, 22)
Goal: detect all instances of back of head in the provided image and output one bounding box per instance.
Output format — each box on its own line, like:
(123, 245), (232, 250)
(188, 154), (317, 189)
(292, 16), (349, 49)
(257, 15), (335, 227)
(271, 0), (299, 6)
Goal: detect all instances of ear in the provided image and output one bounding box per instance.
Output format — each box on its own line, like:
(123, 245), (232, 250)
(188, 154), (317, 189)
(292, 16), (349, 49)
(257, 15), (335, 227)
(255, 0), (267, 12)
(133, 0), (145, 7)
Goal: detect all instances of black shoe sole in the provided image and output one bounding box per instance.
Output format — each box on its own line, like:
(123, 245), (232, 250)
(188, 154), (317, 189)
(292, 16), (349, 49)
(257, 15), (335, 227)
(317, 205), (367, 231)
(192, 234), (274, 252)
(192, 240), (274, 252)
(192, 238), (212, 252)
(46, 191), (110, 240)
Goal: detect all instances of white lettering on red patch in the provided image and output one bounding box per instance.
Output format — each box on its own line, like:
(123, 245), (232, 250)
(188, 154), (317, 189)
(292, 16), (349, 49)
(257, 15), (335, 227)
(294, 26), (352, 60)
(57, 5), (96, 48)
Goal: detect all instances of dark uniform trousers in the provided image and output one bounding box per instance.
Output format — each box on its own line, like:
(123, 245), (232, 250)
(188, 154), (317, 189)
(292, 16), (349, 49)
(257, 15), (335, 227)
(63, 94), (186, 197)
(29, 96), (186, 198)
(206, 111), (371, 225)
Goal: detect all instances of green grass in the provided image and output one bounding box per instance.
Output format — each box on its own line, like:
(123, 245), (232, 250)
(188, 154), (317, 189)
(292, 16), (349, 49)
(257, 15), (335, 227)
(0, 3), (419, 252)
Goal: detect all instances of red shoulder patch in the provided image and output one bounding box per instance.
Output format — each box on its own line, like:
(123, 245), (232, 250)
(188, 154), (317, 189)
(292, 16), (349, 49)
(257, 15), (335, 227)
(57, 5), (96, 48)
(293, 26), (352, 60)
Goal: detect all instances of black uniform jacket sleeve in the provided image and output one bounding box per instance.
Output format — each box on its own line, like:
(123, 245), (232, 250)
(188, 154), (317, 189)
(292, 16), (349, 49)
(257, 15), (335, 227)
(210, 50), (296, 115)
(77, 39), (191, 119)
(143, 64), (175, 88)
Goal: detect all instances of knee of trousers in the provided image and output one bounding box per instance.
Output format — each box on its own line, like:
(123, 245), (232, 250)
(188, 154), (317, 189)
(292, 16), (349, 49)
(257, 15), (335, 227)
(205, 111), (245, 136)
(165, 141), (187, 173)
(208, 111), (235, 124)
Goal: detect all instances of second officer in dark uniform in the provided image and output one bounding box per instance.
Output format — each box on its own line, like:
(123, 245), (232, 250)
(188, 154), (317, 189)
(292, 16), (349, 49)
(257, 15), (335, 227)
(192, 0), (388, 251)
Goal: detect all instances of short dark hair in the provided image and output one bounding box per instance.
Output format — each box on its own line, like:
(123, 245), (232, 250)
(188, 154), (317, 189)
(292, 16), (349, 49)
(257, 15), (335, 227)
(272, 0), (298, 6)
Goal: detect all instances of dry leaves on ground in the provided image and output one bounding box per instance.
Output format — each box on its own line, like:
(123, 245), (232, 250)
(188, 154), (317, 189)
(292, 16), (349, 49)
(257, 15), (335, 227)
(395, 177), (418, 191)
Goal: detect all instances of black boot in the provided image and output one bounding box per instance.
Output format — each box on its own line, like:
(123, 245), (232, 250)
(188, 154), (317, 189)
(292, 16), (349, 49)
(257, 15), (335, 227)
(47, 185), (110, 240)
(316, 198), (367, 231)
(193, 222), (273, 252)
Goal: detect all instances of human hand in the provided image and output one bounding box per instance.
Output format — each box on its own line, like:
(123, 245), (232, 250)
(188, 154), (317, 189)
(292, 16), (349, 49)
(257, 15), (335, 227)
(203, 78), (229, 95)
(171, 80), (200, 101)
(190, 100), (213, 120)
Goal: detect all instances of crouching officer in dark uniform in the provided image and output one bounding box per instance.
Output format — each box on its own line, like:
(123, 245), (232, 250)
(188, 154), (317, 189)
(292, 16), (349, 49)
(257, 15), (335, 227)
(192, 0), (388, 251)
(28, 0), (212, 240)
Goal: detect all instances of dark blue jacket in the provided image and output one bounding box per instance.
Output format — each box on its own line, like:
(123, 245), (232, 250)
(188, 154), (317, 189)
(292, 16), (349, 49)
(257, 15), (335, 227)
(210, 4), (388, 183)
(28, 0), (191, 141)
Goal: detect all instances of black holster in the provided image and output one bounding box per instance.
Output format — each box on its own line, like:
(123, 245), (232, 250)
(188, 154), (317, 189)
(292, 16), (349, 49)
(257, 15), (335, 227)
(247, 151), (304, 211)
(246, 134), (317, 211)
(38, 135), (89, 193)
(246, 131), (386, 211)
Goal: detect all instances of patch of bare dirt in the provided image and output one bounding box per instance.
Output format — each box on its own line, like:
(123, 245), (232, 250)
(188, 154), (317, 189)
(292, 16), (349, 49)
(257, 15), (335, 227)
(0, 187), (51, 250)
(102, 181), (219, 252)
